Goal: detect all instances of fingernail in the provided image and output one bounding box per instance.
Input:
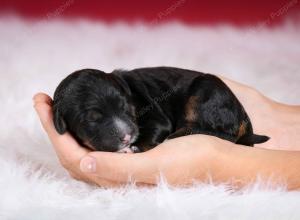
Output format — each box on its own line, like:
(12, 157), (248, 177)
(80, 156), (96, 173)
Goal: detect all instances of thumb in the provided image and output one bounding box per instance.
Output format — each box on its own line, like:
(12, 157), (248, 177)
(79, 152), (157, 184)
(80, 155), (97, 173)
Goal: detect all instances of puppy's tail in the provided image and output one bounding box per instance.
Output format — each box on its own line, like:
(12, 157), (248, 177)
(236, 134), (270, 146)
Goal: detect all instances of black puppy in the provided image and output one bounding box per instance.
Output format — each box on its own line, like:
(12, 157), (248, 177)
(53, 67), (269, 153)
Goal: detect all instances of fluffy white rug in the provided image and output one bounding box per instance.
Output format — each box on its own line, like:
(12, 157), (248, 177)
(0, 16), (300, 219)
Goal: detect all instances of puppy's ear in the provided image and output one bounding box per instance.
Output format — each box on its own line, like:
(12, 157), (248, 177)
(111, 75), (131, 96)
(53, 105), (67, 134)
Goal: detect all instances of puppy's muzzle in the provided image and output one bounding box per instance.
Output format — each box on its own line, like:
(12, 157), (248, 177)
(118, 145), (140, 153)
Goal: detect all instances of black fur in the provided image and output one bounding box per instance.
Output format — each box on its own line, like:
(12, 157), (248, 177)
(53, 67), (269, 152)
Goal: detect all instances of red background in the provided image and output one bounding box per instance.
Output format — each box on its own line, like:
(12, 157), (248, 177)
(0, 0), (299, 26)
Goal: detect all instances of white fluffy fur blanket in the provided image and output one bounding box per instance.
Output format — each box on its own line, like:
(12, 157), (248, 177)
(0, 17), (299, 219)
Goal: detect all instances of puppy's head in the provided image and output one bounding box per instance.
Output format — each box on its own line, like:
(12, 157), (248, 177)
(53, 69), (139, 152)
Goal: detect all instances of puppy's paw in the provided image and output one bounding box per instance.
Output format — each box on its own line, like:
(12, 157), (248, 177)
(130, 146), (141, 153)
(117, 146), (134, 153)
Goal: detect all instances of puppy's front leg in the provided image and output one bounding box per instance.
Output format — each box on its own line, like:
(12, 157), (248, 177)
(167, 126), (237, 143)
(130, 145), (141, 153)
(166, 127), (193, 140)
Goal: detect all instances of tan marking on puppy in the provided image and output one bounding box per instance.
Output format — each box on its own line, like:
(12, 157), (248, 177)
(237, 120), (247, 138)
(185, 96), (199, 122)
(83, 141), (97, 151)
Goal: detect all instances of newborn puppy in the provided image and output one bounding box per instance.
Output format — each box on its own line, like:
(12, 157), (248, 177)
(53, 67), (269, 153)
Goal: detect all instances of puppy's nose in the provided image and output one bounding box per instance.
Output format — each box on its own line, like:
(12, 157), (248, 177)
(122, 134), (131, 144)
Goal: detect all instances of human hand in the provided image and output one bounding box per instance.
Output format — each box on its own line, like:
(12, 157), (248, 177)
(33, 93), (223, 187)
(34, 92), (300, 190)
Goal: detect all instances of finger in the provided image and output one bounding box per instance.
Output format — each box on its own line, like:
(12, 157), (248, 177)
(89, 176), (127, 188)
(33, 93), (90, 161)
(33, 93), (53, 106)
(80, 152), (158, 185)
(34, 94), (157, 186)
(33, 93), (126, 187)
(88, 175), (154, 188)
(69, 170), (124, 188)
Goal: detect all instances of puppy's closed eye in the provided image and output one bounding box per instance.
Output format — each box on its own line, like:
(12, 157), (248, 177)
(86, 110), (102, 122)
(117, 101), (126, 109)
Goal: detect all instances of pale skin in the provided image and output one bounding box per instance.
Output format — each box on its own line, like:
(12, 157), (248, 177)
(33, 76), (300, 190)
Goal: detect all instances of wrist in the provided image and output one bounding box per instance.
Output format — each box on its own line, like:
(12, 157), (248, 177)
(210, 141), (258, 187)
(212, 142), (300, 190)
(185, 137), (241, 185)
